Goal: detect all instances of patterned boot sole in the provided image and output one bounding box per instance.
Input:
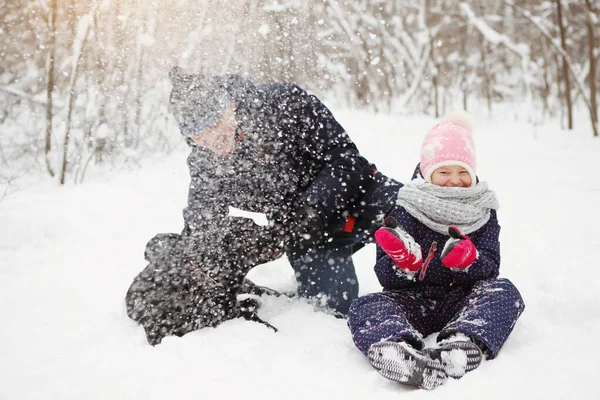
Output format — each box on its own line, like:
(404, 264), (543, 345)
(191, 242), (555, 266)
(368, 341), (447, 390)
(425, 340), (482, 378)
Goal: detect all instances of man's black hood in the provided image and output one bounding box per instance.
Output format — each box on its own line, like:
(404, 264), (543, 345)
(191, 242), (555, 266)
(169, 67), (262, 138)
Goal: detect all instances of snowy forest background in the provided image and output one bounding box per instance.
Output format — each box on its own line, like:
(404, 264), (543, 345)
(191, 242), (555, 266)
(0, 0), (598, 191)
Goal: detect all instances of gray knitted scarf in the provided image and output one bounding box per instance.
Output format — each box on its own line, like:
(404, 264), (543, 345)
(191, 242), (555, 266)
(395, 181), (499, 235)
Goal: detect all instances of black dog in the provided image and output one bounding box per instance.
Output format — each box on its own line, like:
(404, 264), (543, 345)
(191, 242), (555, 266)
(125, 217), (285, 345)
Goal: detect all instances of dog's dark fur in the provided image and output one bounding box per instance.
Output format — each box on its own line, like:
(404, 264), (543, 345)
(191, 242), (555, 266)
(125, 217), (283, 345)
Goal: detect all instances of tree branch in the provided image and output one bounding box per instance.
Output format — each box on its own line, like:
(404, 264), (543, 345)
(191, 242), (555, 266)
(502, 0), (593, 111)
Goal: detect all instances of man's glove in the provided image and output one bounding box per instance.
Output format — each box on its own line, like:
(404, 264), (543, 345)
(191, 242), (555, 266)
(440, 226), (478, 269)
(374, 216), (422, 273)
(289, 204), (325, 245)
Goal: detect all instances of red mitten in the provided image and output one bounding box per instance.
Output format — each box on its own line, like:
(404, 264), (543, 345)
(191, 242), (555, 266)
(374, 217), (422, 272)
(441, 226), (477, 269)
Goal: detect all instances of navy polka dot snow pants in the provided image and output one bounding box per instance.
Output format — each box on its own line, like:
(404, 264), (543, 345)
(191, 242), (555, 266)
(347, 278), (525, 359)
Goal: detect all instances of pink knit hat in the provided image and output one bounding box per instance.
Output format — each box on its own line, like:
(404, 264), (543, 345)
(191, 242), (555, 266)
(420, 112), (476, 186)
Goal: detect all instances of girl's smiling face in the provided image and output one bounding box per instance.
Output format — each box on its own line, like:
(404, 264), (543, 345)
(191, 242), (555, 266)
(430, 165), (473, 187)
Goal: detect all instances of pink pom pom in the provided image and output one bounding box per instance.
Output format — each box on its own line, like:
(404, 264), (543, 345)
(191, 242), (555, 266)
(443, 111), (473, 134)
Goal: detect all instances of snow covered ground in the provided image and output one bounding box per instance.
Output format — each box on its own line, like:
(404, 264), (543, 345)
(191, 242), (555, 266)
(1, 109), (599, 399)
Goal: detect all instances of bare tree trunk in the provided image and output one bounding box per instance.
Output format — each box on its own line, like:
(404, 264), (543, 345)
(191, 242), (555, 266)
(426, 0), (439, 118)
(583, 0), (598, 136)
(554, 52), (566, 129)
(432, 68), (439, 118)
(478, 1), (492, 114)
(460, 24), (469, 111)
(67, 0), (76, 36)
(478, 38), (492, 113)
(541, 40), (553, 118)
(556, 0), (573, 129)
(60, 11), (94, 185)
(134, 45), (144, 149)
(45, 0), (57, 177)
(113, 0), (129, 146)
(304, 0), (320, 85)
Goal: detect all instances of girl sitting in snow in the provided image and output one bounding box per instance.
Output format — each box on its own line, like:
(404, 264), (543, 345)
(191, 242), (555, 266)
(347, 113), (525, 390)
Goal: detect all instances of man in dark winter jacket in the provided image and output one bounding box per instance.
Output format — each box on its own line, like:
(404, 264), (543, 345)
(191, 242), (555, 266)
(166, 67), (400, 315)
(126, 217), (283, 345)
